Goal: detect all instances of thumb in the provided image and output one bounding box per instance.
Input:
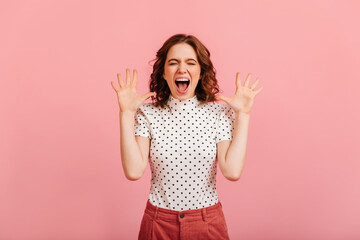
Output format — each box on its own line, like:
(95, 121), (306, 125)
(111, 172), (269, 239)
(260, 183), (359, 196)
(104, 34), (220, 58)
(142, 92), (156, 101)
(217, 94), (230, 104)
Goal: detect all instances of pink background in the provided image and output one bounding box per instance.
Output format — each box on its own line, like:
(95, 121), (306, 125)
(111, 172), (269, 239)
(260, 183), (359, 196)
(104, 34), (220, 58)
(1, 0), (359, 239)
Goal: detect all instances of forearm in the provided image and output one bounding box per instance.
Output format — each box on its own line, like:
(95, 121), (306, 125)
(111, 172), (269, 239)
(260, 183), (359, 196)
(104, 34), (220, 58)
(119, 111), (145, 180)
(224, 111), (250, 180)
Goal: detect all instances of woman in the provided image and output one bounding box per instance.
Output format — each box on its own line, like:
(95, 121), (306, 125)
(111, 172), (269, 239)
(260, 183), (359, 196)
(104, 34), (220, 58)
(111, 34), (263, 239)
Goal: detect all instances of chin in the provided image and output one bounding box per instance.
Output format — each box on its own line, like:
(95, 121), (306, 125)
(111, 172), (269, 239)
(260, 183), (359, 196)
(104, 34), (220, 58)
(174, 91), (194, 99)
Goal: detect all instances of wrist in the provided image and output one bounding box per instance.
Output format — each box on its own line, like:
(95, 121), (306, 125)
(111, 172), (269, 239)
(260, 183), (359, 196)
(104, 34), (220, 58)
(119, 110), (136, 116)
(235, 111), (251, 117)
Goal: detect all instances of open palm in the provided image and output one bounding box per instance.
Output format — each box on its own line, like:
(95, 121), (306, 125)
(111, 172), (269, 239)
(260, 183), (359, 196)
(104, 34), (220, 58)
(111, 69), (156, 113)
(216, 72), (264, 114)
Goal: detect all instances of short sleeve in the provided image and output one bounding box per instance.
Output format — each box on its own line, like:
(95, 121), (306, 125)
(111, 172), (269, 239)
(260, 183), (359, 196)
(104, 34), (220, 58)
(134, 105), (151, 139)
(215, 105), (235, 143)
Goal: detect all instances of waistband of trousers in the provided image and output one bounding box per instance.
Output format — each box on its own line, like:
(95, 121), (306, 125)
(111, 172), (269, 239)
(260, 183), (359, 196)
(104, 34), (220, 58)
(144, 199), (223, 222)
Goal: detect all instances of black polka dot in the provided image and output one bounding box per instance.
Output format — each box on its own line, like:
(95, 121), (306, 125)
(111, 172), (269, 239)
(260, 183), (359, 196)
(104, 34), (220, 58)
(134, 94), (234, 210)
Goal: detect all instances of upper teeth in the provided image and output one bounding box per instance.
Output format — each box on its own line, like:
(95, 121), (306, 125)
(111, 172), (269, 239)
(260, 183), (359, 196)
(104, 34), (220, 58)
(176, 79), (189, 82)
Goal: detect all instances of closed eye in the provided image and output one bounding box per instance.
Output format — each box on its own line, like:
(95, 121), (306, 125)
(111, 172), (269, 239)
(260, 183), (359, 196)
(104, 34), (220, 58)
(169, 63), (196, 65)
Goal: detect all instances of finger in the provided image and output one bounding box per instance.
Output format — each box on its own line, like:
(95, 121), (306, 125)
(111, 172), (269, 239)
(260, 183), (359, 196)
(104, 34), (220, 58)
(244, 73), (251, 87)
(132, 69), (138, 88)
(126, 68), (131, 85)
(250, 78), (260, 90)
(117, 73), (124, 88)
(236, 72), (241, 91)
(111, 81), (120, 92)
(254, 86), (264, 96)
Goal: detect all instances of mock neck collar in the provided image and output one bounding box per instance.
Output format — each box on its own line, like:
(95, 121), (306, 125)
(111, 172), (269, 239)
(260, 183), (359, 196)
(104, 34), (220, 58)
(167, 93), (200, 110)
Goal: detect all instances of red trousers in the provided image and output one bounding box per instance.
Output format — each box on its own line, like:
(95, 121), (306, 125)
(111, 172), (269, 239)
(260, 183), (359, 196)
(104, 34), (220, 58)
(138, 199), (230, 240)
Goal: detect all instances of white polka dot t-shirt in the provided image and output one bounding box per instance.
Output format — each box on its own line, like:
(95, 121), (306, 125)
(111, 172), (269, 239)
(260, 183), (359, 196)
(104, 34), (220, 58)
(134, 94), (235, 211)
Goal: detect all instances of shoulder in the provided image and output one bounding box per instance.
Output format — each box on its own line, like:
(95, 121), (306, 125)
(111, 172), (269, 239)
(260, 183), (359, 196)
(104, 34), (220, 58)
(138, 102), (157, 112)
(200, 101), (231, 114)
(136, 102), (165, 118)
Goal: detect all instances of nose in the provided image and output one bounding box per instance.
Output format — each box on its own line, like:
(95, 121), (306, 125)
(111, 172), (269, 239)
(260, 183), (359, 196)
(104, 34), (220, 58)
(177, 63), (187, 73)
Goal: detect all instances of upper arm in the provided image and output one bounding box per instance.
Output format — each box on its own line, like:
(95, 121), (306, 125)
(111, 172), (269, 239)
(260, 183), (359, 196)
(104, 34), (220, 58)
(135, 136), (151, 177)
(217, 140), (231, 179)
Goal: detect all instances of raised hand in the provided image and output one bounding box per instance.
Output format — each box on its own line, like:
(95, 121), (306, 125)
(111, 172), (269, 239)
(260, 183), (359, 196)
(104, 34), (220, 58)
(111, 69), (156, 113)
(216, 72), (264, 114)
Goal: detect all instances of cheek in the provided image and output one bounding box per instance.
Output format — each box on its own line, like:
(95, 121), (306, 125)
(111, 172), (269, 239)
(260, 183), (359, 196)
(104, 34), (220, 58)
(193, 70), (201, 78)
(194, 67), (201, 75)
(164, 67), (175, 76)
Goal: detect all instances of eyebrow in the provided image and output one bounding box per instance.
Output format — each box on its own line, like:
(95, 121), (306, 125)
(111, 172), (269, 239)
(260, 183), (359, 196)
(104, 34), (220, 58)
(168, 58), (197, 62)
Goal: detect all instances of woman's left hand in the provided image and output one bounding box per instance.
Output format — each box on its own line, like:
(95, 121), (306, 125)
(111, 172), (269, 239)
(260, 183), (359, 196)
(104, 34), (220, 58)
(216, 72), (264, 114)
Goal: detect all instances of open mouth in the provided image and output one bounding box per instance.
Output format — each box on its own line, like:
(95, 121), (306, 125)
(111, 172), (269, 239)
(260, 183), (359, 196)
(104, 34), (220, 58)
(175, 79), (190, 91)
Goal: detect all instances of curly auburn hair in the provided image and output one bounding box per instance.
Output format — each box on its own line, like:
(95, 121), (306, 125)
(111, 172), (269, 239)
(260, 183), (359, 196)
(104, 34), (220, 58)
(148, 34), (221, 111)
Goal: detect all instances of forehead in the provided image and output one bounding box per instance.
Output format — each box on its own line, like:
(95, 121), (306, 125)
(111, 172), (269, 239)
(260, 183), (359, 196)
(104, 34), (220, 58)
(166, 43), (198, 60)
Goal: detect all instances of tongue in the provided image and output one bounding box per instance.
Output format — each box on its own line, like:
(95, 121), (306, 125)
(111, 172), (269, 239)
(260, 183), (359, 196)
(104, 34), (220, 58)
(178, 82), (188, 91)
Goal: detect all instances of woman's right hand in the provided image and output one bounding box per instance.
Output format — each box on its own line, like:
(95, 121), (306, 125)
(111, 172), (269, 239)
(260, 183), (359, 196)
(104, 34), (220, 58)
(111, 69), (156, 113)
